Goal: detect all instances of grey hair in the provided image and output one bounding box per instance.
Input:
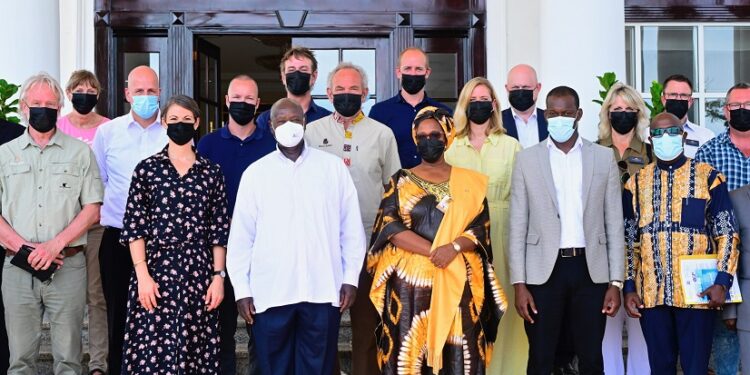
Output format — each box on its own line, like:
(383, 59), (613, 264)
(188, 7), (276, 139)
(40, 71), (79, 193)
(327, 62), (368, 91)
(18, 72), (65, 122)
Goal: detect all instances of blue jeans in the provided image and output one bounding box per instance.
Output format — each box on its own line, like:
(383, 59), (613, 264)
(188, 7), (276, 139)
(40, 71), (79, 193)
(710, 314), (740, 375)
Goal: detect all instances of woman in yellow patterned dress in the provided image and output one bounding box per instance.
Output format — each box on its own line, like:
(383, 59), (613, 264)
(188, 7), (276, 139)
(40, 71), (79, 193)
(444, 77), (522, 375)
(368, 106), (506, 375)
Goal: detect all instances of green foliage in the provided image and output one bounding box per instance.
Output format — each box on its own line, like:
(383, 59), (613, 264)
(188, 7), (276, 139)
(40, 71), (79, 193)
(705, 99), (726, 124)
(0, 79), (20, 124)
(644, 80), (664, 119)
(592, 72), (619, 105)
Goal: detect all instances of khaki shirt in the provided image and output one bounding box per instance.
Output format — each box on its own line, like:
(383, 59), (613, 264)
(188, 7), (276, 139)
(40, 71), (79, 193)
(305, 113), (401, 239)
(0, 130), (103, 246)
(598, 135), (651, 186)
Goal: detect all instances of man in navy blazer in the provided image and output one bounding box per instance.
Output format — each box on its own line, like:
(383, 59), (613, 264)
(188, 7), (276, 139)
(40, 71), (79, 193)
(502, 64), (548, 148)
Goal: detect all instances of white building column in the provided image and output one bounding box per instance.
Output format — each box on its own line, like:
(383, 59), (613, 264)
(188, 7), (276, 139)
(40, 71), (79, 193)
(59, 0), (96, 114)
(486, 0), (626, 140)
(0, 0), (60, 88)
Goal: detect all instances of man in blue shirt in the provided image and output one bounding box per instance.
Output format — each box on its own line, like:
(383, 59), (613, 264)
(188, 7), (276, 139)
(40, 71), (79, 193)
(369, 47), (451, 169)
(256, 47), (331, 130)
(197, 74), (276, 375)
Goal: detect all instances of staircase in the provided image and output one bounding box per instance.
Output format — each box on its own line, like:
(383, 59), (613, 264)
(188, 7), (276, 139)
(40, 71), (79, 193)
(35, 310), (353, 374)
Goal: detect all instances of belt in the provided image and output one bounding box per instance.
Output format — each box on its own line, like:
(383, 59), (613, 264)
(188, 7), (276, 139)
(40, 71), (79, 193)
(559, 247), (585, 257)
(5, 245), (83, 257)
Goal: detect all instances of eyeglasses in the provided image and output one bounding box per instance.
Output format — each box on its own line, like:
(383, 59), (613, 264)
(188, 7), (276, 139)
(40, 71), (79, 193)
(650, 126), (683, 138)
(617, 161), (631, 185)
(726, 102), (750, 111)
(663, 93), (692, 100)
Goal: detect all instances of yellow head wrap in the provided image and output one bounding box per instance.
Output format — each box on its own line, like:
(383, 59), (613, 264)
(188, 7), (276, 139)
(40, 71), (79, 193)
(412, 106), (455, 149)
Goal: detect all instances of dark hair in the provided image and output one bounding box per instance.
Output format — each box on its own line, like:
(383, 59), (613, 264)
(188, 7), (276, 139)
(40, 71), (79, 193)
(280, 46), (318, 74)
(546, 86), (580, 108)
(161, 95), (201, 121)
(726, 82), (750, 99)
(663, 74), (694, 92)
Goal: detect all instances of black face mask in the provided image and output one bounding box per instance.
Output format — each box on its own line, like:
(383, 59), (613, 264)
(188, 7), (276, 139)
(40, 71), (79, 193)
(333, 93), (362, 117)
(71, 93), (98, 115)
(28, 107), (58, 133)
(166, 122), (195, 145)
(665, 99), (689, 119)
(468, 101), (494, 124)
(401, 74), (426, 95)
(228, 102), (256, 126)
(729, 108), (750, 132)
(416, 137), (446, 164)
(285, 71), (312, 96)
(508, 89), (535, 112)
(609, 111), (638, 135)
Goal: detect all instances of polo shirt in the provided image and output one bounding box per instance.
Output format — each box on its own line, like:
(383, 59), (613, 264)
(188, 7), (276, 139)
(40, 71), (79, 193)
(255, 100), (331, 132)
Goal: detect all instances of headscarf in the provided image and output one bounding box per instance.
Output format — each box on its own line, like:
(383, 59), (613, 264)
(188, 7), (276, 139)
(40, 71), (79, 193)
(412, 106), (456, 148)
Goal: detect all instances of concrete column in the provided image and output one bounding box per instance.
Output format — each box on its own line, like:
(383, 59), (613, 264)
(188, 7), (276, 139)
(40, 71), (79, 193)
(59, 0), (96, 114)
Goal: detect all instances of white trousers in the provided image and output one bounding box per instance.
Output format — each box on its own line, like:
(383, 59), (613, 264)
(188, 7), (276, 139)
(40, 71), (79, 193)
(602, 307), (651, 375)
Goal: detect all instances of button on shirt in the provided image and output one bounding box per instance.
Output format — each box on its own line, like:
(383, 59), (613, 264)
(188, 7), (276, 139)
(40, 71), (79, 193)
(547, 137), (586, 248)
(695, 129), (750, 191)
(514, 109), (541, 149)
(369, 92), (451, 168)
(92, 113), (168, 228)
(0, 130), (103, 246)
(197, 124), (276, 215)
(226, 145), (367, 314)
(255, 100), (331, 133)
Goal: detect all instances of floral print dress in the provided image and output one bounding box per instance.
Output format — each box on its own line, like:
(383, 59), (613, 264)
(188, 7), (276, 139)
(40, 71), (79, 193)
(120, 147), (230, 374)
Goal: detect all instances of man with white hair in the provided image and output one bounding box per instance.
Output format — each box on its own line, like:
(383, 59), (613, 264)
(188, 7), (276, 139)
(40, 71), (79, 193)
(0, 72), (103, 374)
(304, 62), (400, 375)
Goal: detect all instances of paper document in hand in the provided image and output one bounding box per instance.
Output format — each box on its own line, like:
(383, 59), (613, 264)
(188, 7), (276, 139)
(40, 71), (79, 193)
(679, 254), (741, 305)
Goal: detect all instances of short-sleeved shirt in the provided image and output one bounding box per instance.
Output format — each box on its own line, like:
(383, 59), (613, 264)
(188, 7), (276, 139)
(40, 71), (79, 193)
(369, 92), (452, 169)
(598, 135), (652, 185)
(57, 116), (110, 147)
(255, 100), (331, 132)
(305, 113), (401, 237)
(695, 129), (750, 191)
(197, 124), (277, 215)
(0, 130), (103, 246)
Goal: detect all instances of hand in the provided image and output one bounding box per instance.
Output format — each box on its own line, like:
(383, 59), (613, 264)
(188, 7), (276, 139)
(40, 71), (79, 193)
(237, 297), (256, 325)
(601, 285), (621, 317)
(699, 284), (727, 308)
(429, 244), (458, 269)
(204, 276), (224, 311)
(137, 273), (161, 313)
(514, 283), (538, 324)
(624, 292), (644, 318)
(725, 318), (737, 331)
(339, 283), (357, 312)
(28, 239), (65, 270)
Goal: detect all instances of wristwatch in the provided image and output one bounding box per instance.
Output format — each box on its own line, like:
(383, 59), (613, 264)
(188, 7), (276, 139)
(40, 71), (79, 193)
(610, 280), (624, 290)
(451, 241), (461, 252)
(213, 270), (226, 278)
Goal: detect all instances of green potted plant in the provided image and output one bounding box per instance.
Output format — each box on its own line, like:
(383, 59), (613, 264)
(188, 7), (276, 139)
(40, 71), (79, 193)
(592, 72), (618, 105)
(643, 80), (664, 119)
(0, 79), (21, 124)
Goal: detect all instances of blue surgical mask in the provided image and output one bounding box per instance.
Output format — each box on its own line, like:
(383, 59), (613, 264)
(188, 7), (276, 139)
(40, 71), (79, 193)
(547, 116), (576, 143)
(652, 133), (684, 161)
(131, 95), (159, 119)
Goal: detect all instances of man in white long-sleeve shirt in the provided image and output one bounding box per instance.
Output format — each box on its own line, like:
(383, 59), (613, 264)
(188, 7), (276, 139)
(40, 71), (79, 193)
(227, 98), (366, 375)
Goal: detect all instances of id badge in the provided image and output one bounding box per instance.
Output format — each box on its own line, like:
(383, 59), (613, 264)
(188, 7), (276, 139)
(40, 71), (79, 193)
(436, 195), (452, 213)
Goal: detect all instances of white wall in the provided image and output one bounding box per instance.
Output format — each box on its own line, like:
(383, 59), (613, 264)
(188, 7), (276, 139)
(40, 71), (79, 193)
(59, 0), (96, 114)
(487, 0), (626, 141)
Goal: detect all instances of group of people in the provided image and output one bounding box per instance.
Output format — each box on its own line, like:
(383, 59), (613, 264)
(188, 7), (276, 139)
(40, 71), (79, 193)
(0, 44), (748, 375)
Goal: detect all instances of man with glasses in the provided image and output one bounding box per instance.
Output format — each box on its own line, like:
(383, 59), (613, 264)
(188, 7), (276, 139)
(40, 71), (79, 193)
(659, 74), (715, 157)
(696, 82), (750, 375)
(623, 112), (739, 374)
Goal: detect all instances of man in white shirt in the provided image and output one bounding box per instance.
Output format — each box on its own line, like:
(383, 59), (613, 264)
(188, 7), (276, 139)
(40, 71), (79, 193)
(502, 64), (549, 148)
(91, 65), (168, 375)
(227, 98), (366, 375)
(661, 74), (715, 157)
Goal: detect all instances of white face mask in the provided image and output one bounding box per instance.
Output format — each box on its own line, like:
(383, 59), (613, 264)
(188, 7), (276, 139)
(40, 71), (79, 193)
(274, 121), (304, 148)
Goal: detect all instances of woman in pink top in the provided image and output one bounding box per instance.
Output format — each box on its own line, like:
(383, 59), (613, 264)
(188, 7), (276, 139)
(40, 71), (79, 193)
(60, 69), (110, 375)
(59, 70), (109, 147)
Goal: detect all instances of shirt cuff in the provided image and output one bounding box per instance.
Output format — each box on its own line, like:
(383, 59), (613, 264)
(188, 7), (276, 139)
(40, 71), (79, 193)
(343, 269), (360, 288)
(714, 271), (734, 289)
(623, 280), (637, 294)
(232, 280), (252, 301)
(512, 281), (526, 285)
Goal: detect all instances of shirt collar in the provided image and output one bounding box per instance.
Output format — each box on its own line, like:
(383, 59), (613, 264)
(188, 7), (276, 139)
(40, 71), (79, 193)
(219, 123), (265, 142)
(307, 101), (323, 114)
(656, 154), (688, 170)
(512, 108), (538, 121)
(455, 132), (501, 146)
(127, 111), (162, 130)
(20, 128), (64, 149)
(547, 134), (583, 153)
(333, 111), (365, 126)
(274, 141), (310, 164)
(397, 91), (433, 107)
(599, 135), (646, 153)
(154, 145), (205, 166)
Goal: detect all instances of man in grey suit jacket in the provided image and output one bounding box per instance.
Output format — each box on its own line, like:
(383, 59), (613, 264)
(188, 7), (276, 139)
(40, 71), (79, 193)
(726, 184), (750, 374)
(508, 86), (625, 375)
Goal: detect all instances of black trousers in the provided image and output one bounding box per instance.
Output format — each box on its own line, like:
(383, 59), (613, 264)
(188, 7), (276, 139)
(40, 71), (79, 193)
(219, 276), (260, 374)
(99, 227), (133, 375)
(0, 256), (8, 374)
(525, 254), (608, 375)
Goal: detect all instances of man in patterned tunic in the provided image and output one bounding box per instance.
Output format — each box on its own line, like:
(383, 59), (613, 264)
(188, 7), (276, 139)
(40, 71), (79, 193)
(623, 112), (740, 374)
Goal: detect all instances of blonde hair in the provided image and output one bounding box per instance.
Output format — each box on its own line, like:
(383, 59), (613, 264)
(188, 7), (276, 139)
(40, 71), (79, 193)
(65, 69), (101, 93)
(454, 77), (505, 138)
(397, 47), (430, 69)
(598, 82), (649, 142)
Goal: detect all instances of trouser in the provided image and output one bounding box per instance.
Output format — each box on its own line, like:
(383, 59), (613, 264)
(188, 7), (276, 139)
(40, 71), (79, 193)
(85, 225), (108, 372)
(99, 227), (133, 375)
(639, 306), (716, 375)
(349, 263), (380, 375)
(0, 256), (8, 373)
(525, 254), (608, 375)
(602, 306), (650, 374)
(3, 252), (87, 375)
(253, 302), (340, 375)
(710, 314), (740, 375)
(738, 328), (750, 375)
(219, 275), (260, 375)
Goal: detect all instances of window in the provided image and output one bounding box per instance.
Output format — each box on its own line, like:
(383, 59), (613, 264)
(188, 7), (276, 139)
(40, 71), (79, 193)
(625, 24), (750, 135)
(310, 48), (377, 114)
